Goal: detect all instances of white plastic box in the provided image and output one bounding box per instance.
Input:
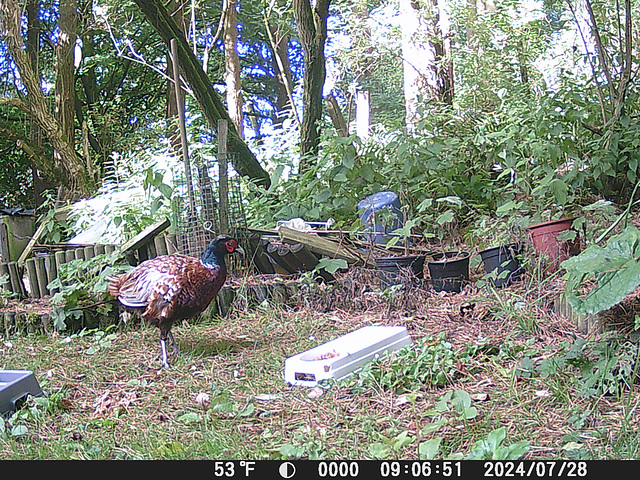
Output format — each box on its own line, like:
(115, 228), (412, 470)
(284, 325), (412, 387)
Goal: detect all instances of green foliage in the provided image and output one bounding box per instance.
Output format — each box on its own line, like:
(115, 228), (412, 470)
(537, 337), (639, 398)
(453, 427), (530, 460)
(351, 333), (480, 393)
(563, 226), (640, 315)
(48, 252), (132, 331)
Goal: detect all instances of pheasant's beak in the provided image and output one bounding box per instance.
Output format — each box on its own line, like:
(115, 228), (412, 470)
(236, 246), (245, 256)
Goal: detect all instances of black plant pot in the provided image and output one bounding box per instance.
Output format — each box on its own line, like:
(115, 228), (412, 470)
(479, 244), (523, 288)
(375, 255), (425, 287)
(427, 251), (470, 293)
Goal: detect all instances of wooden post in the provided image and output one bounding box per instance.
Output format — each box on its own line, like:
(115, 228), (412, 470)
(35, 256), (48, 297)
(83, 246), (95, 260)
(45, 255), (57, 294)
(218, 119), (230, 234)
(25, 258), (40, 298)
(0, 262), (10, 291)
(105, 244), (116, 254)
(65, 249), (75, 263)
(171, 37), (197, 256)
(166, 234), (178, 254)
(146, 240), (157, 260)
(154, 235), (168, 256)
(74, 248), (85, 261)
(55, 251), (66, 268)
(8, 261), (25, 296)
(54, 251), (67, 293)
(95, 244), (105, 255)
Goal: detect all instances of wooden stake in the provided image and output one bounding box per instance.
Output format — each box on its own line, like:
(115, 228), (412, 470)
(218, 119), (230, 234)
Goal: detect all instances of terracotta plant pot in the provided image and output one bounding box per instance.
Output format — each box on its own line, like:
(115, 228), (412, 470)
(479, 244), (523, 288)
(427, 251), (470, 293)
(375, 255), (425, 287)
(524, 218), (581, 273)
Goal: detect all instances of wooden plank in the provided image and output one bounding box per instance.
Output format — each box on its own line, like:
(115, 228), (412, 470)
(277, 226), (375, 268)
(17, 205), (71, 264)
(119, 218), (171, 253)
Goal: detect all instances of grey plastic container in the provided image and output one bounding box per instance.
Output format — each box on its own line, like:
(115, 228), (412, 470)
(0, 370), (44, 415)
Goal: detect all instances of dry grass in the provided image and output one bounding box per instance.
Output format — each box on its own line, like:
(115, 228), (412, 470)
(1, 267), (639, 460)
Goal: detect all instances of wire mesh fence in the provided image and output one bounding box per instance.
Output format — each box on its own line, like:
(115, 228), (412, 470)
(171, 151), (249, 272)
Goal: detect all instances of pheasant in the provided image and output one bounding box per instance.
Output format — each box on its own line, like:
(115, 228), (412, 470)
(107, 235), (243, 368)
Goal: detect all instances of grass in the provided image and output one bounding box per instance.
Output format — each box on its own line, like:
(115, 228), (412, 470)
(1, 268), (640, 460)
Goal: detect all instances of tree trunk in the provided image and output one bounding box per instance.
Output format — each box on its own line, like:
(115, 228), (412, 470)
(133, 0), (270, 188)
(223, 0), (244, 139)
(399, 0), (452, 128)
(27, 0), (54, 207)
(55, 0), (77, 147)
(264, 12), (295, 126)
(292, 0), (331, 174)
(0, 0), (91, 198)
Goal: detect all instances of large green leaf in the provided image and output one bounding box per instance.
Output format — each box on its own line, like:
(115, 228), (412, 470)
(562, 227), (640, 314)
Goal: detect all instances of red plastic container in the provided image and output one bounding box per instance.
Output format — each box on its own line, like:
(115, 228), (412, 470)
(525, 218), (581, 273)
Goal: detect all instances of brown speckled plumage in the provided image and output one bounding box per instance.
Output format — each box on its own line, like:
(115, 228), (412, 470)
(108, 235), (243, 368)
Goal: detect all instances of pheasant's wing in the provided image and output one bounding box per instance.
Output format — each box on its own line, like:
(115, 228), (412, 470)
(114, 256), (193, 319)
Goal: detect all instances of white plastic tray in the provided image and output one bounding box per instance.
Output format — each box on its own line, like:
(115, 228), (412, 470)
(284, 325), (412, 387)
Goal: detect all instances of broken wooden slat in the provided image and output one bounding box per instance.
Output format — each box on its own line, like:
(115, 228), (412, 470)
(119, 218), (171, 253)
(277, 226), (375, 268)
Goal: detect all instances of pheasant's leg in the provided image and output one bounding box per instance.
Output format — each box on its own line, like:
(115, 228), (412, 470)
(159, 330), (172, 369)
(167, 330), (179, 357)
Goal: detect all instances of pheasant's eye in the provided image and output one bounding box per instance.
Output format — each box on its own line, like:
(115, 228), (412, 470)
(226, 239), (237, 252)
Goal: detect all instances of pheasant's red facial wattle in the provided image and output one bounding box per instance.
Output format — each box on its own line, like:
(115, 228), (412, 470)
(226, 239), (238, 253)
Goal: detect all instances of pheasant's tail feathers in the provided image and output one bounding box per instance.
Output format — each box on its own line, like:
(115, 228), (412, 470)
(106, 275), (123, 297)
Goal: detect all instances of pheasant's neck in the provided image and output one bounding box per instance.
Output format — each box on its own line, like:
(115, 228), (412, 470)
(201, 258), (224, 270)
